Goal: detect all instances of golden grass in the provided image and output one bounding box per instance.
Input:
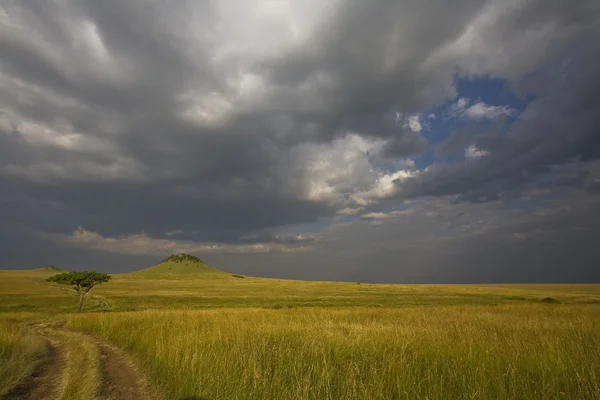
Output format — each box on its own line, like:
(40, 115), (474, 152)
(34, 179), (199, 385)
(0, 314), (102, 399)
(2, 269), (600, 313)
(67, 305), (600, 400)
(3, 269), (600, 398)
(51, 329), (102, 400)
(0, 315), (47, 397)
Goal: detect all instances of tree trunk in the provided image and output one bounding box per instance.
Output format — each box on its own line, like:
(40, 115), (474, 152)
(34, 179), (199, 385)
(78, 291), (85, 312)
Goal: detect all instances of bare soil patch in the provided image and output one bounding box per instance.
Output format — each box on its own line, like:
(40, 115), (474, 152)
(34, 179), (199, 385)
(97, 340), (154, 400)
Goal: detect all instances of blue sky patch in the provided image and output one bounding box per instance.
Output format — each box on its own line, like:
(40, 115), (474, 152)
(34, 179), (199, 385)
(413, 75), (532, 169)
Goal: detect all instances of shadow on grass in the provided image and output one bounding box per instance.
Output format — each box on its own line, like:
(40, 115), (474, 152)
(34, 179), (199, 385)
(541, 297), (561, 304)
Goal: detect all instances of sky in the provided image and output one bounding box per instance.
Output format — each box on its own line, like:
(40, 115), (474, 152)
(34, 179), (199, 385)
(1, 0), (600, 283)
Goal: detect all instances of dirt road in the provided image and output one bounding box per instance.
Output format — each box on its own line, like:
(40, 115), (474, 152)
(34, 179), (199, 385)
(3, 322), (157, 400)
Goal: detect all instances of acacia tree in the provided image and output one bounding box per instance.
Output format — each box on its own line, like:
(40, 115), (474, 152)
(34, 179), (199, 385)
(47, 271), (111, 311)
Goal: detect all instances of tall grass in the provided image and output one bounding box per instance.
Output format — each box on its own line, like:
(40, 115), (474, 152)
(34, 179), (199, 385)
(0, 314), (103, 399)
(0, 316), (47, 396)
(67, 304), (600, 400)
(51, 330), (102, 400)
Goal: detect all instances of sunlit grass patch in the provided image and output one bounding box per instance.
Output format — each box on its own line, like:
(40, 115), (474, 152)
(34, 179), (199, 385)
(67, 305), (600, 400)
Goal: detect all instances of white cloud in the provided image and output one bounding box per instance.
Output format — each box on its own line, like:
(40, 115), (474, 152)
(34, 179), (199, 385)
(336, 206), (365, 215)
(464, 102), (516, 120)
(465, 145), (490, 159)
(360, 212), (390, 220)
(52, 228), (309, 255)
(447, 98), (516, 120)
(360, 209), (414, 220)
(71, 20), (111, 63)
(292, 133), (383, 203)
(288, 133), (420, 208)
(405, 114), (422, 132)
(448, 97), (470, 117)
(352, 169), (419, 205)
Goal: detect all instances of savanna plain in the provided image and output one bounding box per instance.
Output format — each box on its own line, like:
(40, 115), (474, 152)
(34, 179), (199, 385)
(1, 257), (600, 399)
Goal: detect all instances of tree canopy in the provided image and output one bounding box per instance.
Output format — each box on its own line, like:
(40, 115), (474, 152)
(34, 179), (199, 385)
(47, 271), (111, 311)
(161, 253), (203, 264)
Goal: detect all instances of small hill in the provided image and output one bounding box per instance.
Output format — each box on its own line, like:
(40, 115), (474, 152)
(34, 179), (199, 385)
(128, 253), (227, 279)
(36, 265), (63, 272)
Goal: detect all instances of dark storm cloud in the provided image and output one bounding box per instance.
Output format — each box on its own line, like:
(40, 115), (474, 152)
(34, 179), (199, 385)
(0, 223), (161, 272)
(382, 132), (428, 158)
(222, 190), (600, 283)
(394, 2), (600, 202)
(435, 121), (501, 157)
(397, 43), (600, 202)
(253, 0), (484, 140)
(0, 0), (336, 243)
(0, 0), (216, 114)
(1, 0), (600, 280)
(0, 172), (332, 241)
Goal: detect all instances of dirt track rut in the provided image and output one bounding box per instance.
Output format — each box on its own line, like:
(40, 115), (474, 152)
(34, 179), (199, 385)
(2, 323), (156, 400)
(97, 340), (152, 400)
(4, 338), (65, 400)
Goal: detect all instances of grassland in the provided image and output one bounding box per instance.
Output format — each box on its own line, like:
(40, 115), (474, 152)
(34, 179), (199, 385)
(1, 262), (600, 399)
(65, 305), (600, 399)
(2, 267), (599, 314)
(0, 314), (47, 397)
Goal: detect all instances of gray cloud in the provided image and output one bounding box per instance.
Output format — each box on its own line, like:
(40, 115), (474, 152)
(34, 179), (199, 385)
(1, 0), (600, 281)
(383, 131), (428, 158)
(397, 46), (600, 202)
(212, 189), (600, 282)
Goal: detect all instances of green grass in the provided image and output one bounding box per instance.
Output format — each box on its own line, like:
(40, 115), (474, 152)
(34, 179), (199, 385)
(2, 266), (600, 399)
(126, 258), (227, 279)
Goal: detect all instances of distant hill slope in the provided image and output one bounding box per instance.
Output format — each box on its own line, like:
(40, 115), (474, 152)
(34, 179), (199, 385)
(127, 253), (227, 279)
(36, 265), (63, 272)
